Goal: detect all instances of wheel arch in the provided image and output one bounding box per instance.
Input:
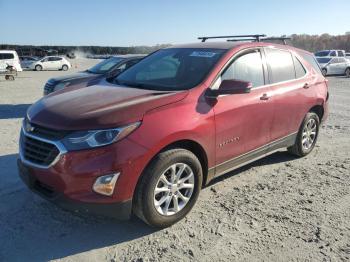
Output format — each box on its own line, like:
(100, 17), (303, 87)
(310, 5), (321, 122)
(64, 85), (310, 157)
(309, 104), (324, 121)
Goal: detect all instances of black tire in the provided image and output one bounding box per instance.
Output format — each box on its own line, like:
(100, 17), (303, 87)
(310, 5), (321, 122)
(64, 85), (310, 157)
(62, 65), (68, 71)
(321, 68), (327, 77)
(345, 68), (350, 78)
(288, 112), (320, 157)
(133, 148), (203, 228)
(35, 65), (42, 71)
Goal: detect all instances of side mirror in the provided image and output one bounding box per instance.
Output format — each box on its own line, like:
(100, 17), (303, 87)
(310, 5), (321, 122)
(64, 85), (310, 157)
(206, 79), (252, 98)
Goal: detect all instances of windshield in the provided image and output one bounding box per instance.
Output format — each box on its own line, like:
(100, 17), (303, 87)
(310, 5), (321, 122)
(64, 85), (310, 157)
(314, 51), (330, 57)
(113, 48), (226, 91)
(88, 57), (124, 74)
(316, 57), (331, 64)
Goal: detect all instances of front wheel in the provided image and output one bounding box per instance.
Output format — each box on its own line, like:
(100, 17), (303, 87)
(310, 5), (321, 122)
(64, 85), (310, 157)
(133, 148), (203, 227)
(288, 112), (320, 157)
(35, 65), (42, 71)
(62, 65), (68, 71)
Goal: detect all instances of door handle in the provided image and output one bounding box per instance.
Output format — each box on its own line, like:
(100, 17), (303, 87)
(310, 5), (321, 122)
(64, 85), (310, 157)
(260, 93), (270, 101)
(303, 83), (310, 89)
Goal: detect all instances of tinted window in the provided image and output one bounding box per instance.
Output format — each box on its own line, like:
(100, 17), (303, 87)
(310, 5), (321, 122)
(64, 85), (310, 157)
(222, 50), (265, 87)
(314, 51), (330, 57)
(115, 48), (226, 91)
(337, 51), (345, 57)
(330, 51), (336, 57)
(301, 53), (323, 75)
(0, 53), (15, 60)
(48, 57), (61, 61)
(294, 57), (306, 78)
(265, 48), (295, 83)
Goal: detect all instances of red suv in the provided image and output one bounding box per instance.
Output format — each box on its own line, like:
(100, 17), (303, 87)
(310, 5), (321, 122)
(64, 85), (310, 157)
(18, 36), (329, 227)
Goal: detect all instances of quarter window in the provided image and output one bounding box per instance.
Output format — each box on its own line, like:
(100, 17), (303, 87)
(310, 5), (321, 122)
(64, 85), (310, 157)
(300, 52), (322, 75)
(221, 50), (265, 87)
(265, 48), (295, 83)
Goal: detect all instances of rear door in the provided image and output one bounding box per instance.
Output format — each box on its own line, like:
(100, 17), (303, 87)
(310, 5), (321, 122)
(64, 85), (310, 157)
(213, 48), (274, 172)
(265, 48), (318, 141)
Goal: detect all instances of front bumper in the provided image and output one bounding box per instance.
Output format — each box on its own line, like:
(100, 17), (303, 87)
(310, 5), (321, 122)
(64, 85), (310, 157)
(18, 159), (132, 219)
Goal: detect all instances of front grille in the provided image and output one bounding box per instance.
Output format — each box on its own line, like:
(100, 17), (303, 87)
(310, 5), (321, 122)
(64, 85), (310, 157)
(43, 81), (56, 95)
(21, 134), (60, 166)
(29, 122), (69, 140)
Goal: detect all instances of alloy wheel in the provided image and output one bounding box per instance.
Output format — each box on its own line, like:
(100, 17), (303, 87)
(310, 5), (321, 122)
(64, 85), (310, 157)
(153, 163), (195, 216)
(302, 118), (317, 150)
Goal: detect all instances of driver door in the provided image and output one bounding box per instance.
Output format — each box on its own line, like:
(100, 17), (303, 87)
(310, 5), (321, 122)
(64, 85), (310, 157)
(213, 48), (274, 175)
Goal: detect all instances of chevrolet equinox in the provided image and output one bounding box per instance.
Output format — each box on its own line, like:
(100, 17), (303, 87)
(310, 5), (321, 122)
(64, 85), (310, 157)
(18, 36), (329, 227)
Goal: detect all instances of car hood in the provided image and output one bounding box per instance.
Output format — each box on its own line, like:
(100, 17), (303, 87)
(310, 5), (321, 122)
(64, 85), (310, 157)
(49, 72), (97, 83)
(27, 83), (188, 130)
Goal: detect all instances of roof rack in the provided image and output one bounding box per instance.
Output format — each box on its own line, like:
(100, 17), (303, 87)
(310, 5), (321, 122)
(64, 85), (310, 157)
(198, 35), (292, 45)
(198, 34), (267, 42)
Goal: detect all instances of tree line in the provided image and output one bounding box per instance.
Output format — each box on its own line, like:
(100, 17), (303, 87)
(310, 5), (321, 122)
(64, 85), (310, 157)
(1, 34), (350, 56)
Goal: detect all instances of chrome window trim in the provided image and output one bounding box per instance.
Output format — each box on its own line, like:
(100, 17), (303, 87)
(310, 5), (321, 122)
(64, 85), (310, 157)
(19, 126), (67, 169)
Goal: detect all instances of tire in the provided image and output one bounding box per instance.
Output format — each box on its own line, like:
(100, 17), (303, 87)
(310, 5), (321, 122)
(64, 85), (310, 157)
(288, 112), (320, 157)
(35, 65), (42, 71)
(62, 65), (68, 71)
(133, 148), (203, 227)
(345, 68), (350, 78)
(321, 68), (327, 76)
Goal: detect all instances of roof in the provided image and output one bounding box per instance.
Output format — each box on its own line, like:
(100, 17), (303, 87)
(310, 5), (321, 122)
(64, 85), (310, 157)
(168, 42), (243, 50)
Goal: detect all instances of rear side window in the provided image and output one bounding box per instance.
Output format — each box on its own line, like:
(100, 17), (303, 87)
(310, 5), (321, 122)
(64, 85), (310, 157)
(0, 53), (15, 60)
(337, 51), (345, 57)
(329, 51), (336, 57)
(300, 52), (323, 75)
(265, 48), (295, 83)
(293, 57), (306, 78)
(221, 50), (265, 87)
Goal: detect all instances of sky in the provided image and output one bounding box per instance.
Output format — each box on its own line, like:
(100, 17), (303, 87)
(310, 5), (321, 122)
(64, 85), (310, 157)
(1, 0), (350, 46)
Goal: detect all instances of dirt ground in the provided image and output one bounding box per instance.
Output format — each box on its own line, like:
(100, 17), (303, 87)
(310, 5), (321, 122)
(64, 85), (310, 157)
(0, 59), (349, 262)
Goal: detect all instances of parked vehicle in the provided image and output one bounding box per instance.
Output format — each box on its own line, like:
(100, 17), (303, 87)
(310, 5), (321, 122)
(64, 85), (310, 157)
(29, 56), (71, 71)
(346, 52), (350, 59)
(18, 35), (329, 227)
(19, 56), (39, 69)
(315, 50), (345, 57)
(317, 57), (350, 77)
(43, 55), (145, 95)
(0, 50), (22, 71)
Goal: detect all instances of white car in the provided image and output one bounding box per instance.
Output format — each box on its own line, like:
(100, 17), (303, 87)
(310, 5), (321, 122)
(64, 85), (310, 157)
(315, 50), (346, 57)
(30, 56), (71, 71)
(317, 57), (350, 77)
(0, 50), (23, 71)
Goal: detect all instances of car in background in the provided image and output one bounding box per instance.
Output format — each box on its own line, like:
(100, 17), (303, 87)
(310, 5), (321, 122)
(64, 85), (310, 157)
(317, 57), (350, 77)
(19, 56), (39, 69)
(346, 52), (350, 59)
(315, 50), (345, 57)
(0, 50), (22, 71)
(29, 56), (71, 71)
(43, 55), (144, 95)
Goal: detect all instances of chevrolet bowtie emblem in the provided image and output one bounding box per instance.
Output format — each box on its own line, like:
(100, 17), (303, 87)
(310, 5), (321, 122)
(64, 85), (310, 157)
(25, 121), (35, 132)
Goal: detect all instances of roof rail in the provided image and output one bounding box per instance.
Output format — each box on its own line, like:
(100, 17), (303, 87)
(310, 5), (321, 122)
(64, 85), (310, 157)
(198, 34), (266, 42)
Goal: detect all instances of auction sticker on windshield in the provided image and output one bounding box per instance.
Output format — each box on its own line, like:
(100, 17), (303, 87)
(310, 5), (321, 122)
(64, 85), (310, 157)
(190, 51), (217, 58)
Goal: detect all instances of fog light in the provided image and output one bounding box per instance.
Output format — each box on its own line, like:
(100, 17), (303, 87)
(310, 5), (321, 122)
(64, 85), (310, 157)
(93, 173), (120, 196)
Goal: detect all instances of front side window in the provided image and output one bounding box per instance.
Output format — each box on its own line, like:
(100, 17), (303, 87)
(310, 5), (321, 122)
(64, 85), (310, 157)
(329, 51), (336, 57)
(265, 48), (295, 83)
(221, 50), (265, 87)
(114, 48), (226, 91)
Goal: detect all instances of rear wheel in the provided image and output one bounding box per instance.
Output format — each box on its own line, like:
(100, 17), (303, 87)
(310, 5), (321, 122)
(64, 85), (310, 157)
(321, 68), (327, 76)
(288, 112), (320, 157)
(35, 65), (42, 71)
(345, 68), (350, 78)
(62, 65), (68, 71)
(133, 148), (202, 227)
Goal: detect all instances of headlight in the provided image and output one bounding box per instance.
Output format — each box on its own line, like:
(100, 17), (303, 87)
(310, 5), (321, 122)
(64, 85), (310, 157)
(62, 122), (141, 150)
(54, 82), (70, 92)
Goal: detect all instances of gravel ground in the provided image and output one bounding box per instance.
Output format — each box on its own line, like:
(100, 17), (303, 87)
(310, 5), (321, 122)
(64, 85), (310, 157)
(0, 59), (349, 262)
